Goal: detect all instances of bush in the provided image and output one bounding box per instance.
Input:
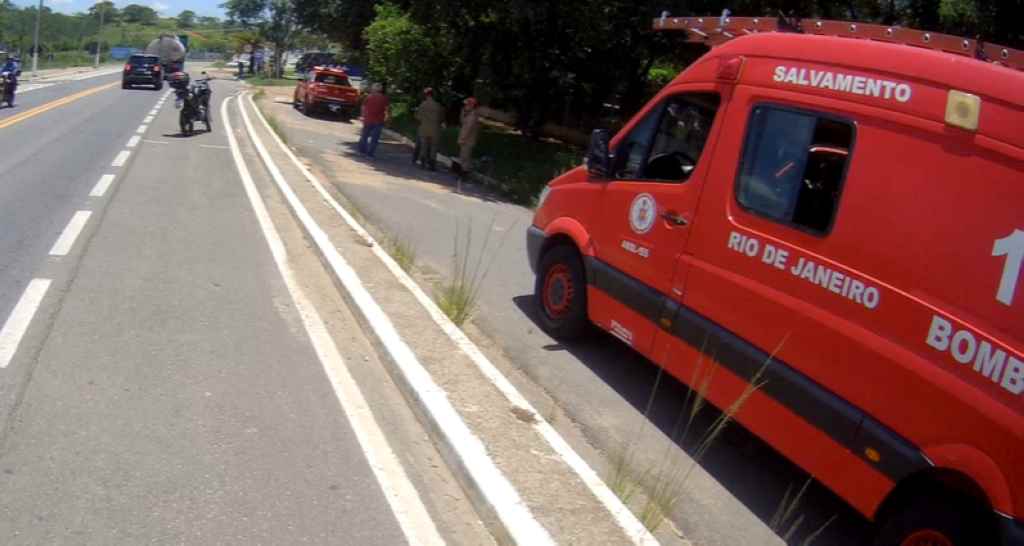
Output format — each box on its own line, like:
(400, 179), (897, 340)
(364, 3), (450, 96)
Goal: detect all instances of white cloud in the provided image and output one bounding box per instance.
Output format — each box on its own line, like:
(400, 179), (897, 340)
(150, 1), (169, 13)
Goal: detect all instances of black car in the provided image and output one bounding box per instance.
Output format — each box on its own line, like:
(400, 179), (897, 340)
(294, 52), (337, 75)
(122, 54), (163, 90)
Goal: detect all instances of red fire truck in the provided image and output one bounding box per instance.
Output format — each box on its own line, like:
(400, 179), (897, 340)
(527, 15), (1023, 546)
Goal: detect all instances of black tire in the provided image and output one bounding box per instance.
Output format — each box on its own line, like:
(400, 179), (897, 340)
(122, 81), (130, 89)
(204, 111), (213, 132)
(180, 111), (192, 136)
(154, 82), (163, 91)
(534, 245), (589, 340)
(875, 493), (993, 546)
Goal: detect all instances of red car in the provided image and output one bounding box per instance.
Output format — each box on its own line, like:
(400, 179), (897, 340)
(293, 67), (359, 118)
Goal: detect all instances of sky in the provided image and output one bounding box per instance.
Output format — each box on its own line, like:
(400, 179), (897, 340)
(12, 0), (226, 18)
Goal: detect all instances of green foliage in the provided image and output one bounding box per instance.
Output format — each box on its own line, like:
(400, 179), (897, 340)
(364, 3), (449, 96)
(121, 4), (158, 25)
(292, 0), (376, 50)
(177, 10), (196, 28)
(220, 0), (296, 77)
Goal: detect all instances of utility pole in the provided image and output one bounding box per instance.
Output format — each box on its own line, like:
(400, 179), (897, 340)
(94, 7), (105, 68)
(31, 0), (42, 76)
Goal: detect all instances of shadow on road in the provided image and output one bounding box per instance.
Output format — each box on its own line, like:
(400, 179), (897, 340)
(320, 139), (505, 205)
(511, 294), (875, 546)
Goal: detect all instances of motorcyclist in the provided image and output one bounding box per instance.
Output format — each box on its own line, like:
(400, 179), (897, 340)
(1, 56), (18, 106)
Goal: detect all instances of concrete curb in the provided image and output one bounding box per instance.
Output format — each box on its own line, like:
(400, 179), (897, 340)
(237, 93), (559, 546)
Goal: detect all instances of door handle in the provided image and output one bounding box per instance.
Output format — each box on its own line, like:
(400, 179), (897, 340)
(661, 211), (688, 226)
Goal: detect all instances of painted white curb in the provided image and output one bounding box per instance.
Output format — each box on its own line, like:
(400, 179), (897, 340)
(236, 93), (555, 546)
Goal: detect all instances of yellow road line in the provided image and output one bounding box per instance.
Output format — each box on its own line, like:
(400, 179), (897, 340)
(0, 81), (119, 130)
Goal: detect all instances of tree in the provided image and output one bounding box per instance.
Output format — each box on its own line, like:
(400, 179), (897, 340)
(364, 3), (449, 95)
(196, 15), (221, 27)
(121, 4), (158, 25)
(221, 0), (298, 77)
(292, 0), (376, 50)
(221, 0), (266, 72)
(88, 1), (118, 22)
(261, 0), (296, 78)
(177, 9), (196, 28)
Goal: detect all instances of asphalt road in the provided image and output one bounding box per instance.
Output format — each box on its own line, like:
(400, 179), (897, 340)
(263, 92), (877, 546)
(0, 68), (468, 544)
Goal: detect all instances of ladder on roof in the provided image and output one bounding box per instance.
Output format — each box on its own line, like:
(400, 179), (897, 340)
(652, 13), (1024, 72)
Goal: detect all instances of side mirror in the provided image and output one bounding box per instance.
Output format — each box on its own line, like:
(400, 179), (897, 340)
(585, 129), (613, 179)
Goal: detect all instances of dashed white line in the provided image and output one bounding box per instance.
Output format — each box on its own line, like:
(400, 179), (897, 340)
(0, 279), (52, 369)
(136, 124), (148, 134)
(90, 174), (116, 197)
(112, 150), (131, 167)
(221, 96), (447, 546)
(49, 210), (93, 256)
(149, 109), (158, 116)
(126, 135), (141, 148)
(143, 115), (154, 123)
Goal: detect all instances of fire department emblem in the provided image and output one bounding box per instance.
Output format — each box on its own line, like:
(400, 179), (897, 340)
(629, 193), (657, 234)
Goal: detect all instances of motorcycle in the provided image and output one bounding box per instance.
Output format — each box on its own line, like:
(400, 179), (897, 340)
(0, 71), (15, 108)
(174, 73), (212, 136)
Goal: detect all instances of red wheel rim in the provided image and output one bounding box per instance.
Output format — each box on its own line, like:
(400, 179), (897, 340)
(542, 264), (573, 319)
(900, 530), (954, 546)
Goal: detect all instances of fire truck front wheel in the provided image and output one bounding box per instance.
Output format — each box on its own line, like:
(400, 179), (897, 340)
(875, 492), (995, 546)
(535, 245), (589, 340)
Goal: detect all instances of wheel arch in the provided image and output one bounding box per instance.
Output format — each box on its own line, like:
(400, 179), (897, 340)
(540, 217), (595, 258)
(875, 453), (1005, 542)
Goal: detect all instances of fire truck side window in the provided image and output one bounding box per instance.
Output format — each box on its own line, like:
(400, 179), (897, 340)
(736, 106), (853, 234)
(613, 93), (720, 182)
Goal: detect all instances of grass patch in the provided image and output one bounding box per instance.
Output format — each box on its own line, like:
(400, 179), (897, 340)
(244, 76), (295, 87)
(261, 109), (288, 146)
(31, 52), (112, 71)
(434, 218), (510, 326)
(383, 235), (417, 273)
(769, 476), (837, 545)
(607, 335), (786, 534)
(387, 99), (580, 206)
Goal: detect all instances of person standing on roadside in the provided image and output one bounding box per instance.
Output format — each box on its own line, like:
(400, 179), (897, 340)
(457, 97), (481, 184)
(414, 87), (444, 170)
(358, 83), (389, 158)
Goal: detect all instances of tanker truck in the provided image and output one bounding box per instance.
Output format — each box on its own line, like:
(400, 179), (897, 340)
(144, 34), (186, 78)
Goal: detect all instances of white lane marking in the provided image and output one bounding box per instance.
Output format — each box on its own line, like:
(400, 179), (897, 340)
(142, 139), (168, 145)
(63, 67), (125, 81)
(221, 96), (447, 546)
(17, 83), (56, 94)
(112, 150), (130, 167)
(240, 94), (556, 545)
(126, 135), (141, 148)
(136, 124), (148, 134)
(149, 109), (158, 116)
(0, 279), (52, 368)
(199, 144), (229, 150)
(247, 92), (660, 546)
(49, 210), (92, 256)
(143, 115), (154, 123)
(89, 174), (116, 197)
